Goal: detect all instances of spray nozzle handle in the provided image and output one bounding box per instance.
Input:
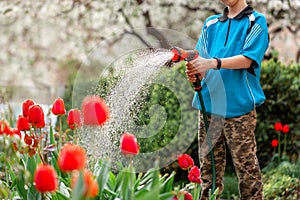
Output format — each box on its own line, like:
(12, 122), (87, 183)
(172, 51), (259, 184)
(193, 74), (202, 91)
(170, 47), (199, 62)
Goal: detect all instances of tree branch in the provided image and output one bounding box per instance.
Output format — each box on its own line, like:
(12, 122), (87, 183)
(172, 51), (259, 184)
(124, 30), (152, 48)
(134, 0), (170, 48)
(119, 8), (152, 48)
(287, 25), (300, 34)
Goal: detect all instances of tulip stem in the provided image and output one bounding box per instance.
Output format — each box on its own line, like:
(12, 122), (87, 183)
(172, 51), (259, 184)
(41, 192), (46, 200)
(59, 116), (63, 149)
(44, 128), (48, 163)
(195, 182), (201, 200)
(33, 126), (37, 137)
(127, 157), (134, 200)
(283, 134), (287, 156)
(36, 127), (46, 165)
(34, 126), (44, 163)
(37, 145), (46, 165)
(194, 183), (197, 199)
(74, 128), (79, 145)
(278, 132), (281, 161)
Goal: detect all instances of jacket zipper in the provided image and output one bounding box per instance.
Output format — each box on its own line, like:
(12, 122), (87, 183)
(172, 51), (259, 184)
(224, 19), (231, 46)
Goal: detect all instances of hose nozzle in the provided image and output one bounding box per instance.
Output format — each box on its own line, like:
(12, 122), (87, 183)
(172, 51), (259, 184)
(168, 47), (202, 91)
(170, 47), (199, 62)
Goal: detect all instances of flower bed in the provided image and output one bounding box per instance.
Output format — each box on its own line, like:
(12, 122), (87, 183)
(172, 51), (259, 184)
(0, 96), (214, 200)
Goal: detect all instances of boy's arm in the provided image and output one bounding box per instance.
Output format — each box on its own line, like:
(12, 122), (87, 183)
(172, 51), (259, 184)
(219, 55), (253, 69)
(186, 55), (253, 79)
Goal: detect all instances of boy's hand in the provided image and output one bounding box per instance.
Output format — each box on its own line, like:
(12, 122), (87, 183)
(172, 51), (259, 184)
(185, 57), (217, 82)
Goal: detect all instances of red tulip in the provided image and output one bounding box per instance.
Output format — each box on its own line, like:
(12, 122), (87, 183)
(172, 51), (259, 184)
(81, 95), (109, 126)
(67, 109), (82, 130)
(22, 99), (34, 118)
(34, 164), (58, 193)
(28, 105), (44, 126)
(51, 97), (66, 115)
(282, 124), (290, 134)
(36, 119), (45, 128)
(173, 191), (193, 200)
(120, 133), (140, 156)
(17, 115), (30, 131)
(188, 166), (202, 184)
(11, 128), (21, 138)
(178, 154), (194, 170)
(32, 138), (39, 148)
(0, 120), (11, 135)
(274, 122), (283, 132)
(184, 192), (193, 200)
(271, 139), (279, 148)
(58, 143), (87, 172)
(24, 134), (33, 145)
(28, 147), (36, 157)
(71, 170), (99, 198)
(172, 196), (178, 200)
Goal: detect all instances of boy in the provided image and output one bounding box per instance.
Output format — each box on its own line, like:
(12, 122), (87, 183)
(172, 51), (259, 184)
(185, 0), (269, 199)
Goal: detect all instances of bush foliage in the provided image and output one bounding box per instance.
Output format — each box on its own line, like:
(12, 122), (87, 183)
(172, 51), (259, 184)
(256, 59), (300, 167)
(263, 160), (300, 199)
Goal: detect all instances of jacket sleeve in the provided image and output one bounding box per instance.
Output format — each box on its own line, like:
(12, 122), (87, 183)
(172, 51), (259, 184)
(240, 14), (269, 68)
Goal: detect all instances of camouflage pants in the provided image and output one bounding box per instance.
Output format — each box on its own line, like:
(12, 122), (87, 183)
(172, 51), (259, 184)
(198, 110), (263, 200)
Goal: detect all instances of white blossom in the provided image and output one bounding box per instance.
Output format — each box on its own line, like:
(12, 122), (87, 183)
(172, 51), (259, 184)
(0, 0), (300, 101)
(268, 0), (283, 11)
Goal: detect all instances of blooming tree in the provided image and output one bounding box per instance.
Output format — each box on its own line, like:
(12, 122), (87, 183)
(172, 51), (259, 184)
(1, 0), (300, 102)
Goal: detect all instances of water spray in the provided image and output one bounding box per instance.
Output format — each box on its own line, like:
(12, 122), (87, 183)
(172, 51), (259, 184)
(169, 46), (217, 195)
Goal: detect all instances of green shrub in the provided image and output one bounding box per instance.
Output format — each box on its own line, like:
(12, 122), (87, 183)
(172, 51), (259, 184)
(220, 172), (239, 200)
(132, 65), (197, 153)
(263, 160), (300, 200)
(127, 64), (199, 170)
(256, 59), (300, 167)
(219, 160), (300, 200)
